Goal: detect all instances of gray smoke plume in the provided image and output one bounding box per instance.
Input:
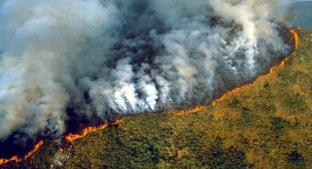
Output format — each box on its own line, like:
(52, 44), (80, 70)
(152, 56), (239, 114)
(0, 0), (289, 142)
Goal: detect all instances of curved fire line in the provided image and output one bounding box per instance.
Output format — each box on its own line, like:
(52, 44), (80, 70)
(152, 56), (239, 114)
(0, 140), (44, 165)
(0, 28), (300, 166)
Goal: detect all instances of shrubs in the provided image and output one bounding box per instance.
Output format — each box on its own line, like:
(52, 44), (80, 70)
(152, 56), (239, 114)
(283, 94), (309, 113)
(271, 117), (292, 133)
(200, 138), (247, 169)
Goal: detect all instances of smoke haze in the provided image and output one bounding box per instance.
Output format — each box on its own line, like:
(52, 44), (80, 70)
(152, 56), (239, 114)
(0, 0), (290, 147)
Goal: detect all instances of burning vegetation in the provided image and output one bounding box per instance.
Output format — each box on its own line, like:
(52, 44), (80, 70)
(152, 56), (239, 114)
(0, 141), (44, 166)
(0, 28), (300, 167)
(46, 29), (312, 169)
(0, 0), (291, 153)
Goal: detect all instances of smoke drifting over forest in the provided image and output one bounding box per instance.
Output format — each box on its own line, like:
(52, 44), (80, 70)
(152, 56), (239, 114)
(0, 0), (290, 149)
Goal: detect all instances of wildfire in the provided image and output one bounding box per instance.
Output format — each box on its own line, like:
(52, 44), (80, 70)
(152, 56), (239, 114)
(65, 118), (125, 142)
(65, 124), (109, 142)
(174, 28), (300, 116)
(172, 87), (251, 116)
(24, 140), (44, 160)
(290, 29), (300, 49)
(174, 106), (210, 116)
(0, 29), (300, 166)
(0, 140), (44, 166)
(56, 29), (299, 145)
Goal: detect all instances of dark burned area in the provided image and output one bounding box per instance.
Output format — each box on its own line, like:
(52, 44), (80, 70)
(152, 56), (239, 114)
(0, 26), (294, 161)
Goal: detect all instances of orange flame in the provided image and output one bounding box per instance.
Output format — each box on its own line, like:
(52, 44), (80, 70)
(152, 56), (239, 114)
(65, 118), (125, 142)
(0, 28), (300, 165)
(0, 140), (44, 166)
(24, 140), (44, 160)
(59, 148), (64, 153)
(173, 105), (210, 116)
(65, 123), (109, 142)
(290, 29), (299, 49)
(174, 29), (300, 116)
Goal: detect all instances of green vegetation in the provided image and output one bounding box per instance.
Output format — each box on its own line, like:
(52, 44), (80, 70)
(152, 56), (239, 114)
(271, 117), (292, 133)
(2, 29), (312, 169)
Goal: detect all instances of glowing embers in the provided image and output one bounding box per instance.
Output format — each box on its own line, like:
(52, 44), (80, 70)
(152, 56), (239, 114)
(0, 140), (44, 165)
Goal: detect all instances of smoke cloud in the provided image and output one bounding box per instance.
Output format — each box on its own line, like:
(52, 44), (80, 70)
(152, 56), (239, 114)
(0, 0), (289, 144)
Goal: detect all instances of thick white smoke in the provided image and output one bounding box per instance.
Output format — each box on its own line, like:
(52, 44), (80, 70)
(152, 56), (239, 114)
(0, 0), (289, 142)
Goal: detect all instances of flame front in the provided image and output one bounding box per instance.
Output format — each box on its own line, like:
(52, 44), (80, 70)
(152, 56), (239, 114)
(174, 28), (300, 116)
(65, 124), (109, 142)
(0, 140), (44, 166)
(65, 118), (125, 142)
(0, 29), (300, 166)
(173, 106), (210, 116)
(290, 29), (299, 49)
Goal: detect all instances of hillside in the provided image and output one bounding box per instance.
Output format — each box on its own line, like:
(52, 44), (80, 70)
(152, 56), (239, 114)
(1, 29), (312, 169)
